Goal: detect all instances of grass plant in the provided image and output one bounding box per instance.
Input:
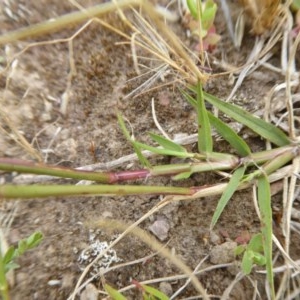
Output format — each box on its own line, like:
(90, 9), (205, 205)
(0, 232), (43, 300)
(0, 0), (299, 299)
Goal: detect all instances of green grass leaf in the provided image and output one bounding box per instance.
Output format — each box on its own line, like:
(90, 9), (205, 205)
(207, 112), (251, 156)
(142, 284), (169, 300)
(117, 113), (131, 140)
(181, 88), (197, 107)
(210, 165), (246, 229)
(257, 175), (275, 298)
(196, 82), (213, 153)
(117, 113), (150, 168)
(172, 171), (193, 180)
(134, 141), (194, 158)
(181, 89), (251, 156)
(104, 284), (127, 300)
(149, 133), (187, 153)
(203, 92), (290, 146)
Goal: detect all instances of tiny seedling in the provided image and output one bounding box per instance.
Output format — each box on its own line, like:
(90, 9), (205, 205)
(186, 0), (217, 33)
(0, 231), (43, 300)
(185, 0), (221, 50)
(235, 233), (266, 275)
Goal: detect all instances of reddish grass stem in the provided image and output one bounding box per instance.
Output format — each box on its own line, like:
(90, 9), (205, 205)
(0, 158), (233, 183)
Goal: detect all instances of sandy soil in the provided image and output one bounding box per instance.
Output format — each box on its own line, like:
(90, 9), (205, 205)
(0, 1), (299, 299)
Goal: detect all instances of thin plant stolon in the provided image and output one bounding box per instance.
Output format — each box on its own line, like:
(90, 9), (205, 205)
(0, 0), (300, 299)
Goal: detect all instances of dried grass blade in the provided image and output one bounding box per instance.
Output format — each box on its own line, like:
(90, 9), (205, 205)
(0, 0), (140, 45)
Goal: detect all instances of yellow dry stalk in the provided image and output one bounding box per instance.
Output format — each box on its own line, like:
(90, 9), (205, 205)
(90, 219), (210, 300)
(0, 0), (210, 161)
(239, 0), (282, 35)
(0, 0), (208, 83)
(0, 110), (42, 162)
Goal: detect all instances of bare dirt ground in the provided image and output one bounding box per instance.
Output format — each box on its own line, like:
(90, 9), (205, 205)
(0, 1), (299, 299)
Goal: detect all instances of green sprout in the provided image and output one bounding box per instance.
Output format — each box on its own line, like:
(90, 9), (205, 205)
(0, 232), (43, 300)
(235, 233), (267, 275)
(185, 0), (220, 50)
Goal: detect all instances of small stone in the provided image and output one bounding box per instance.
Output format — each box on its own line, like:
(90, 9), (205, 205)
(80, 283), (98, 300)
(209, 230), (221, 245)
(62, 272), (75, 289)
(159, 282), (173, 297)
(102, 211), (113, 218)
(55, 138), (77, 160)
(210, 241), (237, 264)
(48, 279), (61, 286)
(148, 218), (170, 241)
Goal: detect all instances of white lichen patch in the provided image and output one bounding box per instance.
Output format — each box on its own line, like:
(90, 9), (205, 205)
(78, 230), (122, 277)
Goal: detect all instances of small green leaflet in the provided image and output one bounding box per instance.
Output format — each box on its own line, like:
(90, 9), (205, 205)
(186, 0), (198, 19)
(149, 132), (187, 153)
(201, 0), (217, 30)
(210, 165), (246, 229)
(3, 231), (43, 273)
(241, 249), (254, 275)
(248, 233), (264, 253)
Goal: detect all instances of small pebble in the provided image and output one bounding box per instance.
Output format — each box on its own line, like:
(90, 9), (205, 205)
(102, 210), (113, 218)
(148, 218), (170, 241)
(55, 138), (77, 160)
(209, 230), (221, 245)
(159, 282), (173, 297)
(80, 283), (98, 300)
(210, 241), (237, 264)
(47, 279), (61, 286)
